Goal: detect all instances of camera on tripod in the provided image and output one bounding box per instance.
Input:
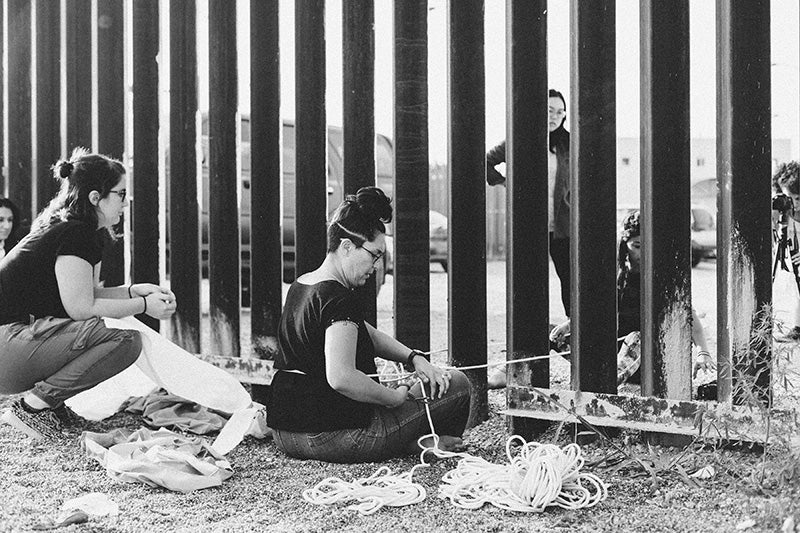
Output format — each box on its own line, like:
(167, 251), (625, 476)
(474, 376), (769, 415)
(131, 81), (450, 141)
(773, 193), (794, 214)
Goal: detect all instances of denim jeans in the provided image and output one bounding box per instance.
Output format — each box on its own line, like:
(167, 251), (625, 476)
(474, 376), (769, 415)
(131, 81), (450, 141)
(0, 316), (142, 407)
(273, 369), (472, 464)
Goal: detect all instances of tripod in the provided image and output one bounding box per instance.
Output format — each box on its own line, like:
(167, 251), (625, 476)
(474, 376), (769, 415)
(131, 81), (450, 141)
(772, 210), (800, 295)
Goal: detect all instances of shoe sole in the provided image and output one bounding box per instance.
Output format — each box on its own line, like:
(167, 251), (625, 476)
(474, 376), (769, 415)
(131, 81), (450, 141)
(1, 408), (48, 441)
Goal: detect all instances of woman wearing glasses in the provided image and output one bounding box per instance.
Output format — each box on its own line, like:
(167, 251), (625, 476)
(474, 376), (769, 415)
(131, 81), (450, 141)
(0, 148), (177, 440)
(268, 187), (471, 463)
(486, 88), (572, 389)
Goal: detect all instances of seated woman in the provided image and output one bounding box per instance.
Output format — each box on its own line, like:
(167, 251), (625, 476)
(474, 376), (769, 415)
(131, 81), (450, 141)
(549, 210), (715, 385)
(0, 196), (22, 260)
(489, 210), (714, 389)
(268, 187), (471, 464)
(0, 148), (177, 440)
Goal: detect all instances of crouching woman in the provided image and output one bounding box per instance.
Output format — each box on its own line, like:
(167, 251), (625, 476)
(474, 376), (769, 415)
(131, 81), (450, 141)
(268, 187), (471, 463)
(0, 148), (176, 440)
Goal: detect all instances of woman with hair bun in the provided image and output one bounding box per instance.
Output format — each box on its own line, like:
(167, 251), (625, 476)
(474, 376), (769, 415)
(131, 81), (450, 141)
(0, 197), (22, 259)
(268, 186), (471, 463)
(0, 148), (177, 440)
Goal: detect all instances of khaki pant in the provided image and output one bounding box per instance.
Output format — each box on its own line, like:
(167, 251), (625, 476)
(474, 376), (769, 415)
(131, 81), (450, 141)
(0, 316), (142, 407)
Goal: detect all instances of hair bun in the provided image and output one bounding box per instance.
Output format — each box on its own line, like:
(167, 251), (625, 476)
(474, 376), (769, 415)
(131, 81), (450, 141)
(355, 186), (393, 224)
(58, 161), (74, 178)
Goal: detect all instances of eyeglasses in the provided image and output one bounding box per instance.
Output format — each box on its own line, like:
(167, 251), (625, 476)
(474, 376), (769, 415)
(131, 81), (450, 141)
(108, 189), (127, 201)
(360, 245), (384, 265)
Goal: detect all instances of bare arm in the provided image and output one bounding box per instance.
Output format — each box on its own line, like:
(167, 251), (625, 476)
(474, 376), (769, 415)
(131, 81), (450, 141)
(691, 307), (715, 377)
(325, 321), (408, 408)
(56, 256), (176, 321)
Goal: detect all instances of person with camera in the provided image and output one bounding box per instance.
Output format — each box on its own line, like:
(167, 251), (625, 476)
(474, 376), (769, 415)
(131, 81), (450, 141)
(772, 161), (800, 341)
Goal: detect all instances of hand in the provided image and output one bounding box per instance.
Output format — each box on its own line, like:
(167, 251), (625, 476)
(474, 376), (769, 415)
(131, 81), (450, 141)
(385, 385), (410, 408)
(410, 356), (452, 399)
(130, 283), (176, 302)
(143, 292), (178, 320)
(693, 351), (716, 379)
(549, 320), (571, 346)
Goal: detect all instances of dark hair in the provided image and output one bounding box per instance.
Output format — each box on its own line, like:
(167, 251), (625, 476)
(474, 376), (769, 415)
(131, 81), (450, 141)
(774, 161), (800, 195)
(549, 89), (570, 154)
(0, 197), (22, 252)
(31, 147), (126, 236)
(617, 210), (641, 293)
(327, 186), (393, 253)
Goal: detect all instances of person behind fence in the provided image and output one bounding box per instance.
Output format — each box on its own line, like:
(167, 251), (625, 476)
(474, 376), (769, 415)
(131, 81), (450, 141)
(771, 161), (800, 342)
(0, 197), (23, 260)
(548, 210), (715, 385)
(486, 88), (572, 319)
(0, 148), (177, 441)
(267, 187), (471, 464)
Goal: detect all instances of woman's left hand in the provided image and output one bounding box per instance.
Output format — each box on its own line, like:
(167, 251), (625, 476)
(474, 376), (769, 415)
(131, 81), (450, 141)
(130, 283), (176, 303)
(411, 355), (452, 399)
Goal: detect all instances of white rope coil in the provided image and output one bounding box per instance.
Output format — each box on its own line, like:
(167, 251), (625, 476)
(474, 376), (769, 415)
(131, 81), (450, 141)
(438, 436), (608, 512)
(302, 378), (608, 515)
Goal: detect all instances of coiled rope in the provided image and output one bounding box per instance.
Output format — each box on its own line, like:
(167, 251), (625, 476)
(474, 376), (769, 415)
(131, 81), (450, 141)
(302, 374), (608, 515)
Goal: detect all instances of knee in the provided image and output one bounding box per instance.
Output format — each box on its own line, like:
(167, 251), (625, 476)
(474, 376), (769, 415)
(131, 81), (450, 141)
(119, 330), (143, 366)
(448, 369), (471, 397)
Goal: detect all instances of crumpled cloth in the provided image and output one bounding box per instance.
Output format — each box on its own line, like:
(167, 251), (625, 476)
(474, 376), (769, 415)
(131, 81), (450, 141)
(67, 317), (252, 420)
(82, 427), (234, 493)
(123, 390), (229, 435)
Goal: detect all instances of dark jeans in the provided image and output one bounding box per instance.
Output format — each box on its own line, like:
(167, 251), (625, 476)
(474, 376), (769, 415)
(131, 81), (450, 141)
(273, 369), (471, 464)
(0, 316), (142, 407)
(549, 234), (571, 317)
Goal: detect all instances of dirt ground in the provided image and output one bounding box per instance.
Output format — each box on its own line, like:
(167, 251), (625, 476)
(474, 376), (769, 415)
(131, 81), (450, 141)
(2, 259), (800, 532)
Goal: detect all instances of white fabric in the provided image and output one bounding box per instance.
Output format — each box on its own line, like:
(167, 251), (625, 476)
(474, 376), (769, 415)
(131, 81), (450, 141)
(66, 316), (260, 453)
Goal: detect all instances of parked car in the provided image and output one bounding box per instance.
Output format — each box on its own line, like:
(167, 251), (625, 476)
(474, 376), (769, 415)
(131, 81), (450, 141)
(166, 115), (395, 306)
(615, 204), (716, 268)
(383, 209), (449, 275)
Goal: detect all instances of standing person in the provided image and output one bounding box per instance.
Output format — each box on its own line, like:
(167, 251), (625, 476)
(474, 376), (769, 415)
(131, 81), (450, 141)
(486, 89), (571, 389)
(486, 88), (572, 318)
(772, 161), (800, 341)
(0, 197), (22, 260)
(0, 148), (177, 440)
(268, 187), (471, 464)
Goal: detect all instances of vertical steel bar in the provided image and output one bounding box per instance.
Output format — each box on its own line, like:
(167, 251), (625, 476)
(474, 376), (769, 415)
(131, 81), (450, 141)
(66, 0), (92, 151)
(0, 3), (4, 195)
(506, 0), (549, 435)
(208, 0), (240, 356)
(294, 0), (327, 278)
(716, 0), (772, 403)
(570, 0), (617, 393)
(448, 0), (487, 426)
(343, 0), (378, 325)
(639, 0), (692, 399)
(7, 0), (32, 225)
(250, 0), (282, 363)
(393, 0), (430, 351)
(97, 0), (126, 287)
(169, 0), (200, 352)
(35, 0), (61, 209)
(131, 0), (160, 331)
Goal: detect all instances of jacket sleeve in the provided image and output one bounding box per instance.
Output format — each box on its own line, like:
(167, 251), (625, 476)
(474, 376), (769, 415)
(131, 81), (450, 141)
(485, 141), (507, 186)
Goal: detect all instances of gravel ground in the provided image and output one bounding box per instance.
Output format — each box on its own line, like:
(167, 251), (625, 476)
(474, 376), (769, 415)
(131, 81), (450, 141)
(2, 259), (800, 532)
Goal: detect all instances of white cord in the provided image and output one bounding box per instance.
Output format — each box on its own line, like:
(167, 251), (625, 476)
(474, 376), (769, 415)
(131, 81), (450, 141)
(302, 380), (608, 515)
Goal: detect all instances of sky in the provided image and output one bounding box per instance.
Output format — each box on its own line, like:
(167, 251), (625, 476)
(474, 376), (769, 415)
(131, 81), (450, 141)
(193, 0), (800, 163)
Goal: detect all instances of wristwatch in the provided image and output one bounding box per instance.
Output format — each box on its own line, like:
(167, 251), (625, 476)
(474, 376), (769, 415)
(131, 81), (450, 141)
(405, 349), (425, 371)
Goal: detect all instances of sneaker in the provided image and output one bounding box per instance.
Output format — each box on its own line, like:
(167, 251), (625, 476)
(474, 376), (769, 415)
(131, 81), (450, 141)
(0, 399), (63, 440)
(52, 404), (83, 428)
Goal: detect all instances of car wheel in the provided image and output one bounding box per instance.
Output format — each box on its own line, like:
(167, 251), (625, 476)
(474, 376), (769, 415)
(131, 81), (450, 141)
(439, 260), (448, 272)
(691, 248), (702, 267)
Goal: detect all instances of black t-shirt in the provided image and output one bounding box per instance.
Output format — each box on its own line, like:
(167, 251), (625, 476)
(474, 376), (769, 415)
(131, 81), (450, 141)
(617, 269), (641, 337)
(0, 220), (104, 325)
(267, 280), (378, 432)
